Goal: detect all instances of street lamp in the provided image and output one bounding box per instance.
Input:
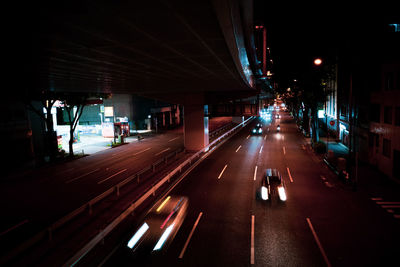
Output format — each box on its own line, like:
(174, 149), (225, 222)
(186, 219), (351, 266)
(314, 58), (322, 66)
(314, 57), (329, 156)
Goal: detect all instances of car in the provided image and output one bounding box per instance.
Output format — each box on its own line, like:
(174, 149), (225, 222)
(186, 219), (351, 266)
(126, 195), (188, 256)
(259, 169), (287, 202)
(251, 124), (263, 135)
(275, 114), (280, 119)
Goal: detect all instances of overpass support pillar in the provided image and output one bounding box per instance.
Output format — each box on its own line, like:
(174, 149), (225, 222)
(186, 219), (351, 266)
(184, 104), (209, 152)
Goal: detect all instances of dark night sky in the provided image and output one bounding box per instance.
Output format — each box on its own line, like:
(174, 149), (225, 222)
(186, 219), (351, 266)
(253, 2), (400, 87)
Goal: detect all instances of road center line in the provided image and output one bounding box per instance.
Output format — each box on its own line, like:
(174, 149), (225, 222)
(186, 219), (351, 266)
(168, 137), (180, 142)
(97, 169), (127, 184)
(66, 168), (100, 184)
(251, 215), (255, 265)
(179, 212), (203, 259)
(133, 147), (151, 156)
(218, 164), (228, 179)
(259, 145), (263, 154)
(246, 135), (250, 139)
(235, 145), (242, 153)
(155, 147), (171, 156)
(283, 146), (286, 155)
(253, 166), (258, 181)
(306, 218), (331, 267)
(264, 135), (267, 140)
(286, 167), (294, 183)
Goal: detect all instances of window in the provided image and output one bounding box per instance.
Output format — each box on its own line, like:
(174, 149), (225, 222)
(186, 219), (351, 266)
(384, 72), (394, 91)
(384, 106), (393, 124)
(383, 138), (391, 158)
(396, 107), (400, 126)
(370, 104), (380, 123)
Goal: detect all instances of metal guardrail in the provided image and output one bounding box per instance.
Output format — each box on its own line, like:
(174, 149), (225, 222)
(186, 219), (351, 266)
(64, 116), (254, 266)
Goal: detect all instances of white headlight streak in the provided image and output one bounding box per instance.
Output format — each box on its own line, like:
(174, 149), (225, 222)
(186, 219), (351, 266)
(278, 187), (287, 201)
(127, 222), (149, 249)
(153, 223), (175, 251)
(261, 186), (268, 200)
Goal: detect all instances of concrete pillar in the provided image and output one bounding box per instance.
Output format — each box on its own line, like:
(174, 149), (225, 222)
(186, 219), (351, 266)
(232, 116), (244, 125)
(184, 104), (209, 152)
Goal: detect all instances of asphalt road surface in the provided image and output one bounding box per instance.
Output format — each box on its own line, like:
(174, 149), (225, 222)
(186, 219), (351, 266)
(104, 110), (400, 267)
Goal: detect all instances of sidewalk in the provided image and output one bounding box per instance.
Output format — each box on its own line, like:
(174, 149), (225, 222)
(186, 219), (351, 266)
(61, 117), (235, 156)
(305, 136), (400, 197)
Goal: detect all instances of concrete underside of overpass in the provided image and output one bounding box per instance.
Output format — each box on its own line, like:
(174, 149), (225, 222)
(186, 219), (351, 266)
(20, 0), (260, 105)
(11, 0), (263, 152)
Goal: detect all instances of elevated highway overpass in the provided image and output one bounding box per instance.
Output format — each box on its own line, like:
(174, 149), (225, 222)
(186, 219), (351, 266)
(22, 0), (266, 151)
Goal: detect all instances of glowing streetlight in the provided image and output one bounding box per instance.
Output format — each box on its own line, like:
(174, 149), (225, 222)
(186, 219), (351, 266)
(314, 58), (322, 66)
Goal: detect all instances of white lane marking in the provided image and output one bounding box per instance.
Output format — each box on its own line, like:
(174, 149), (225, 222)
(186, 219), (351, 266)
(381, 205), (400, 209)
(394, 214), (400, 219)
(97, 169), (127, 184)
(179, 212), (203, 259)
(286, 167), (294, 183)
(376, 201), (400, 205)
(283, 146), (286, 155)
(264, 135), (267, 140)
(168, 137), (180, 142)
(0, 219), (29, 237)
(386, 209), (394, 213)
(371, 197), (383, 201)
(253, 166), (258, 181)
(235, 145), (242, 153)
(282, 135), (285, 141)
(250, 215), (255, 265)
(65, 168), (100, 184)
(324, 181), (333, 188)
(259, 145), (263, 154)
(320, 175), (326, 181)
(133, 147), (151, 156)
(155, 147), (171, 156)
(218, 164), (228, 179)
(306, 218), (331, 267)
(246, 135), (250, 139)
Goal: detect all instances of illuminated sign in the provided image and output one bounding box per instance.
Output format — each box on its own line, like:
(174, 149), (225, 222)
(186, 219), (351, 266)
(104, 106), (114, 117)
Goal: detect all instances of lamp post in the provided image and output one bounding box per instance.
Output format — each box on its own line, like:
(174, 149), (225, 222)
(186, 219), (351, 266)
(313, 58), (328, 154)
